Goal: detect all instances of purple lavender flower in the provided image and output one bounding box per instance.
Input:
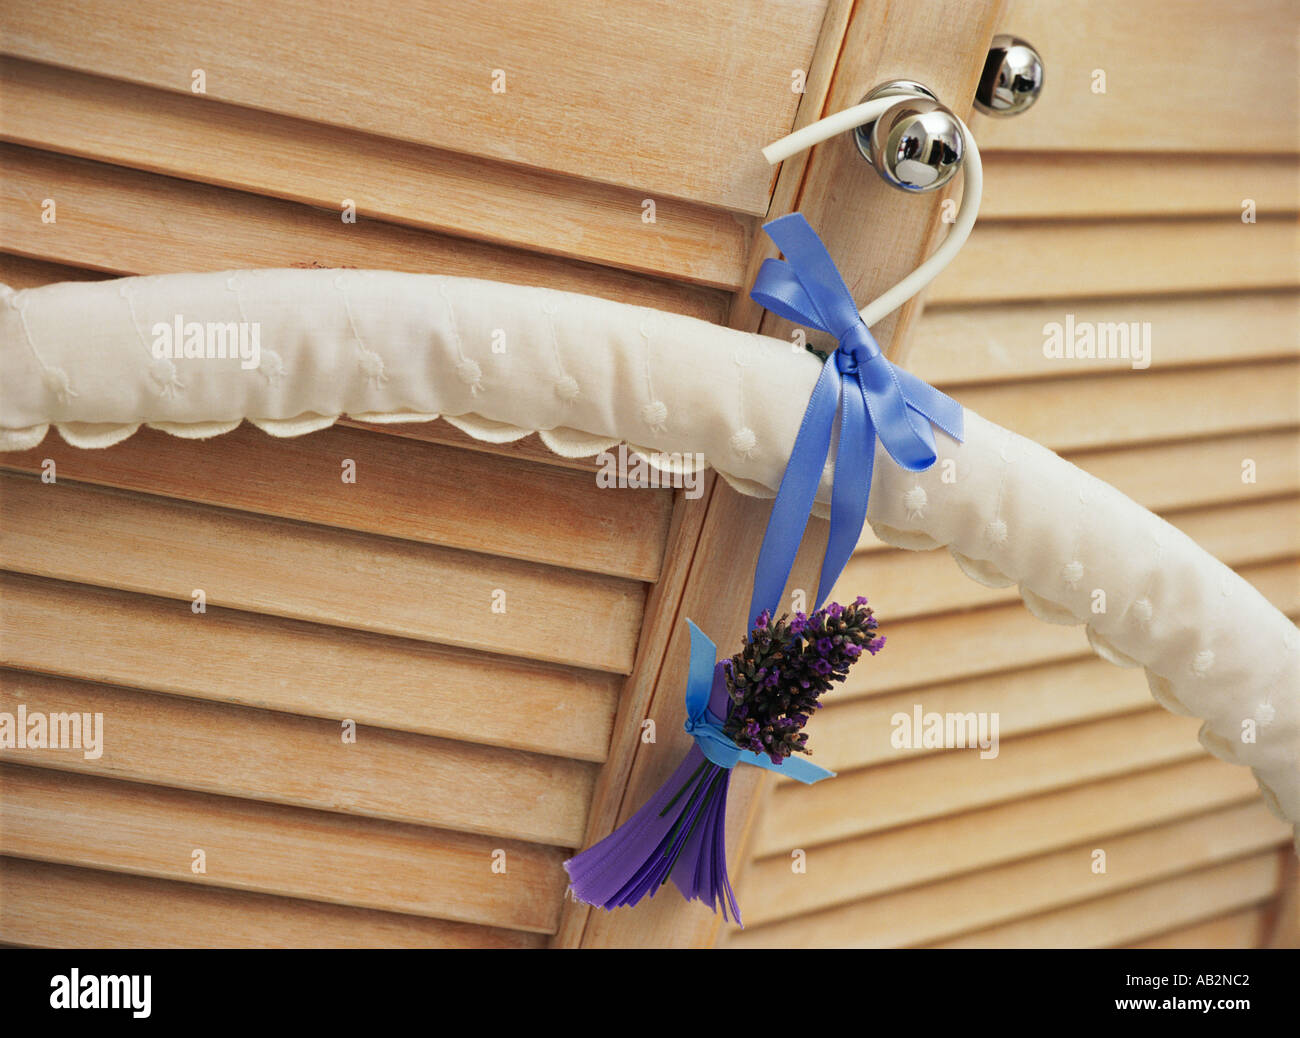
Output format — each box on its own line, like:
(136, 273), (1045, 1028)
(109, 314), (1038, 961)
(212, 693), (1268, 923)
(720, 597), (883, 764)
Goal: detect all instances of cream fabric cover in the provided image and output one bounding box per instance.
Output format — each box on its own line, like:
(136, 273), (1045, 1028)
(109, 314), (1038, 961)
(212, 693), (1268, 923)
(2, 270), (1296, 843)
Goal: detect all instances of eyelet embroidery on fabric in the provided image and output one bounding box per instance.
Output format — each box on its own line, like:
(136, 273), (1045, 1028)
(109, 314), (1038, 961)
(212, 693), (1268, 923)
(438, 279), (481, 395)
(729, 426), (758, 457)
(226, 274), (284, 385)
(985, 425), (1014, 549)
(540, 298), (580, 405)
(120, 282), (185, 398)
(1130, 597), (1154, 625)
(903, 485), (927, 520)
(637, 315), (668, 433)
(337, 273), (388, 389)
(8, 289), (79, 404)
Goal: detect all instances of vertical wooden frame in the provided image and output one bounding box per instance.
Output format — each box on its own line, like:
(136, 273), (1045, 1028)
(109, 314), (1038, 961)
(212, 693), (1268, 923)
(561, 0), (1010, 947)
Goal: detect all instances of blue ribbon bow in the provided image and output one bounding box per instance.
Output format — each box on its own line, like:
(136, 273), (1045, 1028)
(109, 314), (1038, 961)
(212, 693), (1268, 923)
(682, 620), (834, 783)
(745, 213), (965, 626)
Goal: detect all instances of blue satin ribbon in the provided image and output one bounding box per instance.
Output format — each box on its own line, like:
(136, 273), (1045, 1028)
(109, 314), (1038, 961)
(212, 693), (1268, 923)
(682, 620), (834, 784)
(745, 212), (965, 627)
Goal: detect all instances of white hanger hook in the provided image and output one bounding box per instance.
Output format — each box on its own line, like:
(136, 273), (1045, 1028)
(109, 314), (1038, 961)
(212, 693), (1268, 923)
(762, 94), (983, 329)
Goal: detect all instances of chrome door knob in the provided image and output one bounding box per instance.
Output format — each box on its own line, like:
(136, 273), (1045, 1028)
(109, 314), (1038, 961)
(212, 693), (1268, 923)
(853, 81), (965, 193)
(974, 34), (1044, 116)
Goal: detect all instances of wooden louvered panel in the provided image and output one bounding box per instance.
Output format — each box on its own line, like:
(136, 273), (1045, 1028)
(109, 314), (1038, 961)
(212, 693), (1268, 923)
(930, 221), (1298, 306)
(736, 756), (1263, 928)
(731, 801), (1289, 947)
(0, 856), (543, 949)
(1066, 432), (1300, 514)
(970, 0), (1296, 154)
(976, 155), (1300, 220)
(1128, 906), (1273, 949)
(755, 709), (1206, 856)
(911, 292), (1300, 386)
(0, 572), (620, 762)
(0, 145), (729, 322)
(0, 424), (671, 582)
(0, 56), (750, 290)
(797, 657), (1156, 777)
(0, 0), (823, 215)
(838, 497), (1299, 624)
(842, 559), (1298, 699)
(928, 850), (1288, 949)
(0, 471), (645, 675)
(0, 669), (595, 847)
(954, 360), (1299, 453)
(0, 764), (568, 934)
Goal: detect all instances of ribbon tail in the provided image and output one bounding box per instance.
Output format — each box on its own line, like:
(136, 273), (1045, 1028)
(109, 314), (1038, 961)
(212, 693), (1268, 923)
(859, 359), (939, 473)
(747, 355), (840, 627)
(816, 369), (871, 609)
(893, 366), (965, 444)
(733, 747), (836, 784)
(683, 619), (718, 719)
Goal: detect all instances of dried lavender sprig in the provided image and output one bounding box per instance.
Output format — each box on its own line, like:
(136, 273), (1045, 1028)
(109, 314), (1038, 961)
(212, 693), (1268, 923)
(722, 596), (884, 765)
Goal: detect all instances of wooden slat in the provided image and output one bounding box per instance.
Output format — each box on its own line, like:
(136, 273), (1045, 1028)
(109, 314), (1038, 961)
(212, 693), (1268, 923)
(1128, 905), (1271, 949)
(0, 856), (542, 948)
(971, 0), (1299, 154)
(954, 360), (1299, 453)
(0, 471), (644, 674)
(0, 571), (620, 762)
(839, 497), (1299, 624)
(974, 154), (1300, 220)
(754, 708), (1206, 856)
(798, 656), (1155, 777)
(735, 755), (1262, 928)
(929, 850), (1286, 948)
(0, 57), (750, 290)
(842, 559), (1298, 699)
(911, 292), (1300, 386)
(0, 145), (729, 323)
(0, 251), (108, 290)
(0, 0), (824, 214)
(930, 220), (1299, 306)
(0, 764), (568, 933)
(1067, 431), (1300, 514)
(0, 422), (671, 583)
(732, 800), (1287, 947)
(0, 669), (596, 847)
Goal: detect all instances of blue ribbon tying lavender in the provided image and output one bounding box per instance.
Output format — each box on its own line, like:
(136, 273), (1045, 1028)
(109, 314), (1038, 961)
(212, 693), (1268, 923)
(744, 213), (965, 627)
(682, 620), (834, 783)
(564, 212), (964, 921)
